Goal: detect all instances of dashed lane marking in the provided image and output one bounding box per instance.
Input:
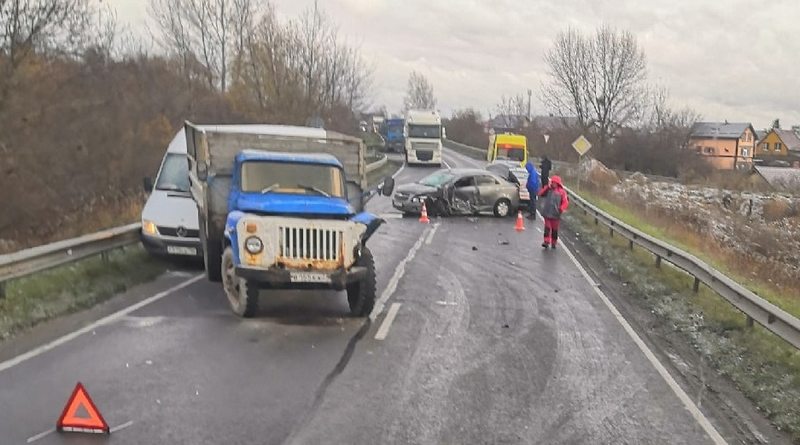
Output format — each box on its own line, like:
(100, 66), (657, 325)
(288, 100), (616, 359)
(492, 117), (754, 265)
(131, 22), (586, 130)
(370, 225), (435, 321)
(374, 303), (402, 340)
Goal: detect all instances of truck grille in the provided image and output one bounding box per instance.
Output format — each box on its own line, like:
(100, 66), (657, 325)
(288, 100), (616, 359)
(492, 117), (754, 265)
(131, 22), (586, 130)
(278, 226), (342, 262)
(416, 150), (433, 161)
(412, 142), (439, 150)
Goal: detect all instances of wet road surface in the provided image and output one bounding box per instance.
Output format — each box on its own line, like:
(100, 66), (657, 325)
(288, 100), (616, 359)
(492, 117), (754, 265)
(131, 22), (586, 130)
(0, 149), (728, 444)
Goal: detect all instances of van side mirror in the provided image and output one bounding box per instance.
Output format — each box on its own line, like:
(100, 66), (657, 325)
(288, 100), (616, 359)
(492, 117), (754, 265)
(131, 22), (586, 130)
(143, 177), (154, 193)
(380, 177), (395, 196)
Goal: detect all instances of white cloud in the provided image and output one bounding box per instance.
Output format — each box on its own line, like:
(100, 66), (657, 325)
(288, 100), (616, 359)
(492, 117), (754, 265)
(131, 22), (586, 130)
(111, 0), (800, 128)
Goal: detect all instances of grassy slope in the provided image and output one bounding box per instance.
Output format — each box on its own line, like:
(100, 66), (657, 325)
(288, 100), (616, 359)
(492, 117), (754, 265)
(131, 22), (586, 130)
(570, 186), (800, 319)
(0, 246), (168, 340)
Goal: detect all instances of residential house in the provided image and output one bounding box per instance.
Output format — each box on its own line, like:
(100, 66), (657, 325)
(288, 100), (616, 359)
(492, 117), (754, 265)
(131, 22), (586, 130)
(688, 122), (757, 170)
(756, 129), (800, 168)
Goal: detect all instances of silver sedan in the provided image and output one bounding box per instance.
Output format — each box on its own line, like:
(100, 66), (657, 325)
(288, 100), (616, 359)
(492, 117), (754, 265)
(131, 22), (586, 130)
(392, 168), (521, 217)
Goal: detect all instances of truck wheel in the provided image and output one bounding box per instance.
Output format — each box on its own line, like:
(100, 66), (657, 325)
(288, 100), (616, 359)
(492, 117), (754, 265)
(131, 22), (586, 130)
(347, 246), (376, 317)
(222, 246), (258, 317)
(199, 212), (222, 282)
(493, 198), (512, 218)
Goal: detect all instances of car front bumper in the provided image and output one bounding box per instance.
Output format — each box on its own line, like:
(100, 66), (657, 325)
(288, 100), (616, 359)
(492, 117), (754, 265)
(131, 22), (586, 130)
(140, 232), (203, 258)
(392, 197), (424, 214)
(235, 266), (368, 291)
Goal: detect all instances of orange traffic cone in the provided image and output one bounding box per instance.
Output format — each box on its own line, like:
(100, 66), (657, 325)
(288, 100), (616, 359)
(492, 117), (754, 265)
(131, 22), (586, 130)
(514, 210), (525, 232)
(419, 202), (430, 224)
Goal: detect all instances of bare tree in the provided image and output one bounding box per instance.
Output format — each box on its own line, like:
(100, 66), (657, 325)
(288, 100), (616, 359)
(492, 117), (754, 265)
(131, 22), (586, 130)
(229, 1), (372, 128)
(495, 94), (527, 117)
(543, 26), (647, 151)
(403, 71), (436, 111)
(149, 0), (256, 91)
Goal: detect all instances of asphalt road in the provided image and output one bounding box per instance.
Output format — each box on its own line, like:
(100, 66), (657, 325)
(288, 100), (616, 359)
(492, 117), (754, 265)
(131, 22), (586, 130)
(0, 148), (732, 444)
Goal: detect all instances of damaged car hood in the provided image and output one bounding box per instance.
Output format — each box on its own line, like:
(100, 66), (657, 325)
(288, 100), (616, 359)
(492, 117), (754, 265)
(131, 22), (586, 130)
(395, 183), (439, 195)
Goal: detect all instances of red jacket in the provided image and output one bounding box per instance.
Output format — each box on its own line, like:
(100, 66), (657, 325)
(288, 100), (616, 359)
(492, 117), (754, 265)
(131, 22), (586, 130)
(538, 184), (569, 218)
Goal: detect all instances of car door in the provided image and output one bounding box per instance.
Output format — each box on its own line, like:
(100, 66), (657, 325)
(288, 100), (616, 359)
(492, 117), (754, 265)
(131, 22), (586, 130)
(452, 175), (478, 213)
(475, 174), (502, 210)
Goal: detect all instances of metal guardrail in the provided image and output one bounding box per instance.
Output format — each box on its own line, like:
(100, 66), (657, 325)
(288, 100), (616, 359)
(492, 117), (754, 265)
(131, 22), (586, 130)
(366, 153), (388, 173)
(0, 156), (390, 297)
(0, 223), (142, 297)
(443, 138), (800, 349)
(567, 187), (800, 349)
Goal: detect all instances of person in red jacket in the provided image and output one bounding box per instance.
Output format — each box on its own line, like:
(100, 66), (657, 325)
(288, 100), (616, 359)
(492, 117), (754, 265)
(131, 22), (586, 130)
(537, 175), (569, 249)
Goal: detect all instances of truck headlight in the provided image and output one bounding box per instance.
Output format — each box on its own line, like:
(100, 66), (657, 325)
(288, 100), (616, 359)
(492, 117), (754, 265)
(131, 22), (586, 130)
(142, 220), (158, 235)
(244, 236), (263, 254)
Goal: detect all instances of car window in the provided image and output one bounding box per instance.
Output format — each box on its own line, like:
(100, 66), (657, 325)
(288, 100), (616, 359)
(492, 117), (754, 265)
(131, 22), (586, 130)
(454, 176), (474, 188)
(476, 175), (498, 186)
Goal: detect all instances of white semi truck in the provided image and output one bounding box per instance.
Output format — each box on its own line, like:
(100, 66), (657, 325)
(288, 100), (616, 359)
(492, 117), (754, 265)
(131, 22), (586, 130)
(404, 109), (443, 166)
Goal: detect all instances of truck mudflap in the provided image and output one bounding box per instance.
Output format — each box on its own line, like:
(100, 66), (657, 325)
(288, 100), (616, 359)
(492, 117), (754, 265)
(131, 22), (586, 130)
(351, 212), (384, 242)
(236, 265), (367, 291)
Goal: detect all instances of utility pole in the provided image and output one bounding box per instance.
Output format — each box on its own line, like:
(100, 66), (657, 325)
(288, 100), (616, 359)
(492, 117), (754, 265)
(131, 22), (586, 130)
(527, 89), (532, 121)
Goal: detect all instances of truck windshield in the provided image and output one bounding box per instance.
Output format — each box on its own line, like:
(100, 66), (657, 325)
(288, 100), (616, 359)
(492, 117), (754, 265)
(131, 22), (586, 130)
(408, 125), (441, 139)
(240, 161), (345, 198)
(155, 153), (190, 192)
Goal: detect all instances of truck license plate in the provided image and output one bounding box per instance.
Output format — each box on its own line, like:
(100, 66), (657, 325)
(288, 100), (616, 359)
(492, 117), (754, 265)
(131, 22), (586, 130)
(167, 246), (197, 256)
(290, 272), (331, 283)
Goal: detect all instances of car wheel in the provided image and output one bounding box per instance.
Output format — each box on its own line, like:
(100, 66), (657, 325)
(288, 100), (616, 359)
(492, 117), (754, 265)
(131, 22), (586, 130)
(221, 246), (258, 317)
(493, 198), (512, 218)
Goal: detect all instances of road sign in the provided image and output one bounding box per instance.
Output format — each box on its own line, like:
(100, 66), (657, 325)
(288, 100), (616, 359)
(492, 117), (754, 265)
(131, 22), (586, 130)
(57, 382), (109, 434)
(572, 135), (592, 156)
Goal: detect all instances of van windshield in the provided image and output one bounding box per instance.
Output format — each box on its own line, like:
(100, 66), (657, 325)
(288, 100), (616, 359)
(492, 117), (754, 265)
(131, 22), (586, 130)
(497, 147), (525, 161)
(155, 153), (190, 192)
(240, 161), (345, 198)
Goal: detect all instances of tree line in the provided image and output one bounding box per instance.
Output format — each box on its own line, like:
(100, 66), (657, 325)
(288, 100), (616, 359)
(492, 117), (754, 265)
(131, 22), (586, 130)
(0, 0), (373, 250)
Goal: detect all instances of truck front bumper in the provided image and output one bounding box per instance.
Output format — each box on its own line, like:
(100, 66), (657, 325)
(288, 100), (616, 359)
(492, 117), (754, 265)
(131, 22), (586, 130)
(235, 266), (367, 291)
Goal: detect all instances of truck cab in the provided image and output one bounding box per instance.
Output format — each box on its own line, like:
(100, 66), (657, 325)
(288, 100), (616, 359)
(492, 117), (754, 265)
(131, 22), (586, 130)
(404, 110), (443, 166)
(186, 123), (394, 318)
(384, 118), (405, 153)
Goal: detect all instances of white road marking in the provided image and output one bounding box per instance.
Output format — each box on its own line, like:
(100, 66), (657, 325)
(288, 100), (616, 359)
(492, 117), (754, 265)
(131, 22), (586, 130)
(380, 213), (404, 219)
(559, 241), (727, 445)
(0, 275), (204, 373)
(110, 420), (134, 433)
(392, 162), (406, 179)
(442, 159), (452, 169)
(374, 303), (401, 340)
(370, 226), (434, 321)
(26, 429), (54, 443)
(425, 222), (440, 245)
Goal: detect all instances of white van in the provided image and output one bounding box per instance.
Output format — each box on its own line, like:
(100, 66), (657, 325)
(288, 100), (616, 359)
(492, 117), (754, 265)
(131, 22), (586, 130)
(140, 129), (202, 258)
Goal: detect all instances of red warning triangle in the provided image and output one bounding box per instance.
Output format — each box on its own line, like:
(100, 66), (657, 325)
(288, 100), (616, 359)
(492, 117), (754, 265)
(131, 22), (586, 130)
(56, 382), (110, 434)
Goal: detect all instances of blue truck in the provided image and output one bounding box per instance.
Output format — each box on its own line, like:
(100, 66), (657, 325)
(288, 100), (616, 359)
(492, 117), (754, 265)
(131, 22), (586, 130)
(383, 118), (405, 153)
(185, 123), (394, 318)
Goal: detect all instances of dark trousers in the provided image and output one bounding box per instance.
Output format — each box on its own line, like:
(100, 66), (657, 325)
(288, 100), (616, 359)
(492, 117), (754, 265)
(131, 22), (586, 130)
(541, 173), (550, 187)
(527, 194), (537, 215)
(543, 218), (561, 246)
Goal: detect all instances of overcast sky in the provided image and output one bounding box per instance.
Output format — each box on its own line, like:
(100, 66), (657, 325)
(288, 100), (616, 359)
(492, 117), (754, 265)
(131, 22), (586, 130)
(111, 0), (799, 129)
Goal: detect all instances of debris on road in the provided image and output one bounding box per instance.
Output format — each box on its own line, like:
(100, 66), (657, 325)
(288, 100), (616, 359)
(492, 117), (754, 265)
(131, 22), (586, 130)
(472, 246), (478, 251)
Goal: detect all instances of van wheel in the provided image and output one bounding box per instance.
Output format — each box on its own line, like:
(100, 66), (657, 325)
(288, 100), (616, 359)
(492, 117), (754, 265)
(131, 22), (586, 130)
(199, 212), (222, 282)
(347, 247), (376, 317)
(222, 246), (258, 317)
(493, 198), (512, 218)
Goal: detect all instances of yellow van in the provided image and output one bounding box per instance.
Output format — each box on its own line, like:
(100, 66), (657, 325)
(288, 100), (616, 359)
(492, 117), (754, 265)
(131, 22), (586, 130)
(487, 133), (527, 166)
